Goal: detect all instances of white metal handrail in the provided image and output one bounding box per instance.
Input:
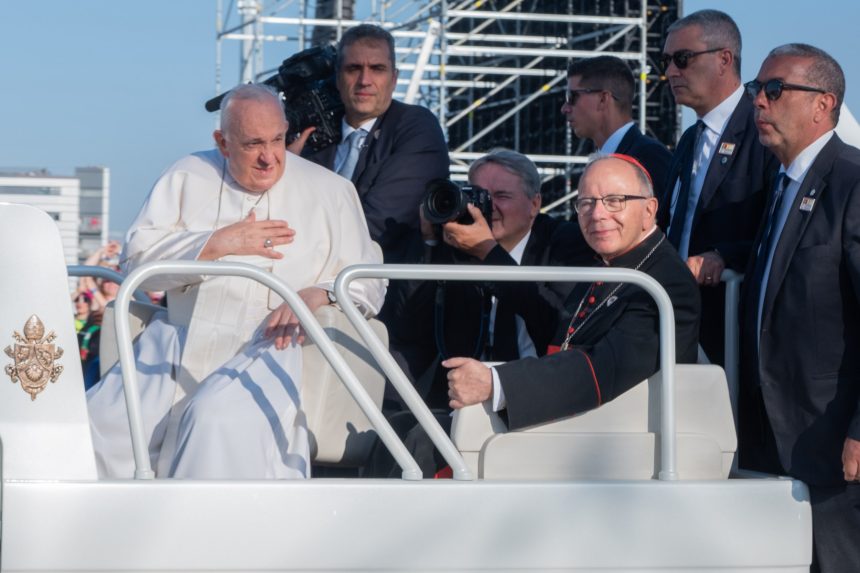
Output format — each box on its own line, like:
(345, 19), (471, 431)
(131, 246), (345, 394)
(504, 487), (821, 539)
(113, 261), (424, 480)
(335, 264), (681, 481)
(721, 269), (744, 427)
(67, 265), (149, 303)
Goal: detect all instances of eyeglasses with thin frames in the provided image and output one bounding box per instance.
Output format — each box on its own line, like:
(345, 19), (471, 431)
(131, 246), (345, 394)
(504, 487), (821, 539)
(743, 78), (827, 101)
(574, 194), (649, 214)
(660, 47), (725, 71)
(565, 88), (618, 106)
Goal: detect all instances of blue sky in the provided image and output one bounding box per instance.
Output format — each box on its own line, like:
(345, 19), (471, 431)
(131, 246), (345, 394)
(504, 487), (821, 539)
(1, 1), (857, 237)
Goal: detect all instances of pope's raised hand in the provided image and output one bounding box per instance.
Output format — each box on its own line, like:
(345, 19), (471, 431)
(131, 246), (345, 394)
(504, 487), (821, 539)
(200, 209), (296, 260)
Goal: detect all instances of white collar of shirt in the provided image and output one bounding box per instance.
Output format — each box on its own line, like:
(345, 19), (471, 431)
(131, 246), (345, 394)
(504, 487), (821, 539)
(783, 129), (835, 183)
(340, 117), (377, 143)
(507, 230), (532, 265)
(699, 85), (743, 137)
(598, 121), (635, 154)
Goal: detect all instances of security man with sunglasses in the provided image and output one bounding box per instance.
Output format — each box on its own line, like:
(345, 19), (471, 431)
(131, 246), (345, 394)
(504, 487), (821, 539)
(561, 55), (671, 192)
(658, 9), (778, 366)
(739, 44), (860, 573)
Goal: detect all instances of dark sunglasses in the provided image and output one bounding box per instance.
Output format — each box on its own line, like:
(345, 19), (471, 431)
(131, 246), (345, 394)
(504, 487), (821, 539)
(744, 78), (827, 101)
(565, 88), (602, 106)
(660, 47), (724, 70)
(565, 88), (619, 106)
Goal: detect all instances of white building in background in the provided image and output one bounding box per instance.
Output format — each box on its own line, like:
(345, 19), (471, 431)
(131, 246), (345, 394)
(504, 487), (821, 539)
(76, 167), (110, 258)
(0, 167), (109, 265)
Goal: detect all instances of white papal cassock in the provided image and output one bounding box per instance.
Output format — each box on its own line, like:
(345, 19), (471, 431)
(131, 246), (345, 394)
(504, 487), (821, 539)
(86, 149), (385, 479)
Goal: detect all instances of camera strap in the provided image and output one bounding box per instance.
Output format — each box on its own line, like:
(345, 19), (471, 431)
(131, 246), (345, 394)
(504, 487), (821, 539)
(433, 281), (491, 361)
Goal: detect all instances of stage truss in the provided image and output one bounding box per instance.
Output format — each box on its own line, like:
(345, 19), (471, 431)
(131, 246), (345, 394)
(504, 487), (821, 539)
(216, 0), (679, 217)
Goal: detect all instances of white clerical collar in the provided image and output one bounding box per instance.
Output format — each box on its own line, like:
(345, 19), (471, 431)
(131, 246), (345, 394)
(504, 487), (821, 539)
(699, 85), (743, 137)
(599, 121), (635, 154)
(783, 130), (835, 183)
(341, 117), (378, 143)
(508, 230), (532, 265)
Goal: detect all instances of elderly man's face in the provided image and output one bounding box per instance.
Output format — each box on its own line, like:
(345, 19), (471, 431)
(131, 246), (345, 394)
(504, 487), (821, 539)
(663, 25), (728, 116)
(215, 97), (287, 193)
(560, 75), (602, 141)
(577, 159), (657, 261)
(337, 39), (398, 127)
(470, 162), (540, 252)
(751, 55), (831, 166)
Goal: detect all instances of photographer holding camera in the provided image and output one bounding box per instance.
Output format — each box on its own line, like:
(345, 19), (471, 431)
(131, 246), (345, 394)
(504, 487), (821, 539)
(397, 149), (593, 410)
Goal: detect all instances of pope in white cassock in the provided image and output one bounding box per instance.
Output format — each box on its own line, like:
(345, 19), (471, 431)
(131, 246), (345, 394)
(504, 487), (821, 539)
(87, 84), (386, 479)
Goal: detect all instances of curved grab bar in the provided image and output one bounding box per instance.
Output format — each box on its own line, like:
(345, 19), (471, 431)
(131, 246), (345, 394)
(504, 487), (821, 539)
(336, 264), (680, 481)
(113, 261), (423, 480)
(67, 265), (149, 303)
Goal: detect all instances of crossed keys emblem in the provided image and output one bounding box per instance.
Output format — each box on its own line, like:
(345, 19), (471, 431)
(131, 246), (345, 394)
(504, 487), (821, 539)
(4, 315), (64, 400)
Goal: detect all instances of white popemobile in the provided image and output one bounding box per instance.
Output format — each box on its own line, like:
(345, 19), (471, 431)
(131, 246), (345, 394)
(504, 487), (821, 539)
(0, 202), (811, 572)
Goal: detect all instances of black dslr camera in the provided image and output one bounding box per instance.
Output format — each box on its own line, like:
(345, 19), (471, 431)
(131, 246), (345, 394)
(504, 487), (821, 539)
(421, 179), (493, 226)
(205, 45), (344, 153)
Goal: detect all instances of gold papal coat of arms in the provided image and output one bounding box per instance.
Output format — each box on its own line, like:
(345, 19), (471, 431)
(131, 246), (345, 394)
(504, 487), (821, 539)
(4, 315), (64, 400)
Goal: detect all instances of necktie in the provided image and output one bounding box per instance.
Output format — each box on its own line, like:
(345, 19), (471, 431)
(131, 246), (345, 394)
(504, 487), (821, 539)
(667, 120), (706, 248)
(336, 128), (366, 180)
(756, 172), (789, 264)
(749, 172), (789, 350)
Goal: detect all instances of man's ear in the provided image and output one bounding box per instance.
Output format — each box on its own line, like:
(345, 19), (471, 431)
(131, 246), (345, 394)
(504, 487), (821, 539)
(213, 130), (228, 156)
(531, 193), (542, 218)
(643, 196), (658, 228)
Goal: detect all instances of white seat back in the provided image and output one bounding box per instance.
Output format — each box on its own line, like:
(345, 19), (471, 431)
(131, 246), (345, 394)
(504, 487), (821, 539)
(0, 203), (97, 479)
(301, 305), (387, 467)
(452, 364), (736, 480)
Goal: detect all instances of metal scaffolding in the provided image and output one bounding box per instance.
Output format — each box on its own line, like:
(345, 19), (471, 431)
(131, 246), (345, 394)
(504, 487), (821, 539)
(215, 0), (679, 217)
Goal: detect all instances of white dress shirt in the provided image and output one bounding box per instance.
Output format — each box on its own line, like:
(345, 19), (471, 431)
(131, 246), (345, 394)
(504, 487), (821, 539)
(599, 121), (635, 154)
(488, 232), (538, 411)
(334, 117), (377, 178)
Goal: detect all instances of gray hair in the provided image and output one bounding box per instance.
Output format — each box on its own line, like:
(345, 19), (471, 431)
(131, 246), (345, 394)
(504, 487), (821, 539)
(468, 149), (541, 199)
(220, 84), (285, 135)
(336, 24), (396, 71)
(668, 9), (742, 76)
(581, 152), (654, 197)
(768, 43), (844, 124)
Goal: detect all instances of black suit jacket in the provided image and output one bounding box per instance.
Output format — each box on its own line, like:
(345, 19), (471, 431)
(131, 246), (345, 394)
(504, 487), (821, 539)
(615, 124), (672, 194)
(658, 95), (776, 269)
(304, 99), (450, 264)
(497, 230), (700, 430)
(739, 135), (860, 486)
(658, 95), (778, 364)
(395, 214), (593, 408)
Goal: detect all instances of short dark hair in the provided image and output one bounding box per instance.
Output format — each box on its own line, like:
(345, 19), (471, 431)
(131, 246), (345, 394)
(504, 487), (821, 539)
(566, 55), (634, 112)
(336, 24), (396, 71)
(768, 43), (844, 124)
(668, 9), (742, 76)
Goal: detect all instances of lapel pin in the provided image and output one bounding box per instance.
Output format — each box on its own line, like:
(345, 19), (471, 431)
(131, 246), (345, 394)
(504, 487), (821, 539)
(809, 188), (817, 196)
(720, 156), (728, 165)
(800, 197), (815, 212)
(718, 142), (736, 156)
(606, 295), (618, 307)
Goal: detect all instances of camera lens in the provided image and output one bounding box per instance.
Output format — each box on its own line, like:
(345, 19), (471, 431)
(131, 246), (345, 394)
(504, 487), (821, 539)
(422, 179), (466, 224)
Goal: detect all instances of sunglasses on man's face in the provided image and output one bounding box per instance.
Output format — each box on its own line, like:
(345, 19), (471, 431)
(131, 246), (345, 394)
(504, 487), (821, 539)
(743, 78), (827, 102)
(565, 88), (602, 106)
(659, 47), (724, 71)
